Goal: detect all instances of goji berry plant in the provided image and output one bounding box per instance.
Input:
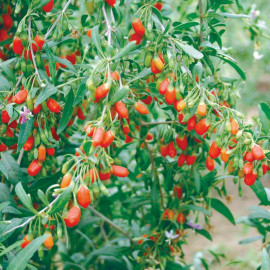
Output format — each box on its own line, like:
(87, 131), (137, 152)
(0, 0), (270, 269)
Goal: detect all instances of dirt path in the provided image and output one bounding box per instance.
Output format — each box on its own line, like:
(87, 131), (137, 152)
(183, 175), (270, 269)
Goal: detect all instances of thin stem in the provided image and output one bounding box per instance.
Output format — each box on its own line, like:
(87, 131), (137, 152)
(56, 77), (84, 89)
(141, 120), (175, 126)
(102, 5), (112, 46)
(17, 149), (24, 165)
(198, 0), (204, 44)
(28, 17), (44, 87)
(3, 196), (59, 236)
(44, 0), (72, 40)
(144, 141), (165, 210)
(89, 206), (136, 244)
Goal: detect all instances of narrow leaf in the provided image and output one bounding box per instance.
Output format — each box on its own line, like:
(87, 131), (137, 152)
(57, 89), (74, 134)
(7, 235), (49, 270)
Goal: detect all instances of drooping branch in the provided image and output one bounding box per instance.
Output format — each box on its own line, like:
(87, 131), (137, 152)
(44, 0), (72, 40)
(89, 206), (136, 244)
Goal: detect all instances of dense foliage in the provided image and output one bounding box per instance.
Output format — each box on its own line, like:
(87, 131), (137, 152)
(0, 0), (270, 269)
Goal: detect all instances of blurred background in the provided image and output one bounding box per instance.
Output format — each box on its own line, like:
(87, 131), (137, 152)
(226, 0), (270, 112)
(177, 0), (270, 268)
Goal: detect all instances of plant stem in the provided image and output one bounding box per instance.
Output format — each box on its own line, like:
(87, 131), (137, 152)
(44, 0), (72, 40)
(198, 0), (204, 44)
(17, 149), (24, 165)
(3, 196), (59, 236)
(141, 120), (175, 126)
(102, 5), (112, 46)
(28, 17), (44, 87)
(89, 206), (136, 244)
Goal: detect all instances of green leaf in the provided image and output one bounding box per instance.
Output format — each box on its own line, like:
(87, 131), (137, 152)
(180, 204), (211, 216)
(151, 6), (163, 24)
(129, 68), (152, 83)
(48, 185), (72, 215)
(57, 89), (74, 134)
(209, 198), (235, 225)
(249, 206), (270, 220)
(173, 22), (199, 32)
(15, 183), (37, 214)
(44, 44), (56, 82)
(176, 42), (204, 59)
(109, 87), (129, 105)
(239, 235), (263, 245)
(219, 12), (249, 19)
(0, 152), (24, 185)
(1, 63), (16, 84)
(53, 56), (77, 74)
(262, 249), (270, 270)
(74, 77), (88, 106)
(0, 183), (14, 205)
(17, 116), (34, 151)
(0, 240), (22, 257)
(250, 180), (268, 205)
(193, 167), (201, 194)
(37, 190), (49, 206)
(34, 0), (51, 9)
(0, 218), (25, 242)
(7, 234), (49, 270)
(215, 54), (246, 80)
(92, 25), (104, 58)
(35, 84), (57, 106)
(28, 170), (62, 193)
(259, 103), (269, 135)
(112, 41), (137, 60)
(0, 75), (10, 91)
(260, 102), (270, 121)
(195, 229), (212, 241)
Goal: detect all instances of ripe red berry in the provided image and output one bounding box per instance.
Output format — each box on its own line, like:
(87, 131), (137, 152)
(209, 141), (221, 159)
(176, 135), (188, 151)
(165, 86), (176, 105)
(134, 102), (149, 114)
(46, 148), (55, 156)
(64, 206), (81, 228)
(187, 115), (197, 131)
(159, 78), (169, 95)
(177, 154), (186, 167)
(13, 37), (24, 55)
(27, 160), (42, 176)
(77, 185), (91, 208)
(95, 83), (110, 99)
(47, 98), (61, 113)
(243, 162), (253, 175)
(101, 130), (115, 148)
(23, 136), (35, 151)
(195, 119), (210, 135)
(251, 144), (265, 160)
(42, 0), (54, 12)
(167, 141), (177, 158)
(115, 101), (129, 119)
(186, 154), (196, 166)
(12, 89), (28, 104)
(1, 110), (10, 124)
(112, 165), (129, 177)
(129, 33), (142, 45)
(132, 18), (145, 36)
(2, 13), (13, 30)
(32, 35), (45, 53)
(92, 127), (105, 147)
(244, 172), (257, 186)
(206, 156), (215, 171)
(105, 0), (116, 7)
